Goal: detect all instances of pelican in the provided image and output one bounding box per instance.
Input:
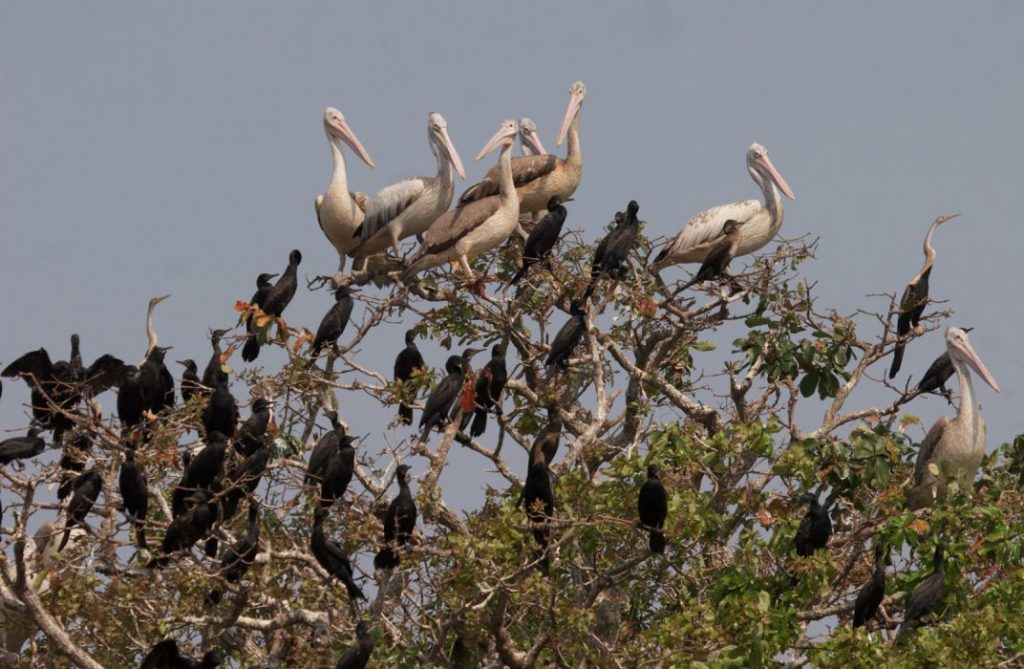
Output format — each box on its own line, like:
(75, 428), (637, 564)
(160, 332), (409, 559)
(402, 120), (520, 284)
(889, 214), (960, 378)
(653, 143), (795, 273)
(314, 107), (375, 284)
(457, 81), (585, 218)
(350, 112), (466, 271)
(519, 118), (547, 156)
(907, 327), (1000, 510)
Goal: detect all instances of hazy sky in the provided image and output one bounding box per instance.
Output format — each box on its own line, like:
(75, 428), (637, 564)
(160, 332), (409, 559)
(2, 2), (1022, 514)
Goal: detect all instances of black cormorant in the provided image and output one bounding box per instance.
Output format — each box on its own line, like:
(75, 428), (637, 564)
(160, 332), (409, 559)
(374, 464), (417, 570)
(393, 329), (426, 425)
(637, 464), (668, 554)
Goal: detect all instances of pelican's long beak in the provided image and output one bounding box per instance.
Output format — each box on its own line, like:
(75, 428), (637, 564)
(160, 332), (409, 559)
(331, 116), (375, 169)
(955, 336), (1001, 393)
(439, 125), (467, 180)
(475, 122), (517, 161)
(557, 87), (585, 147)
(523, 127), (547, 156)
(755, 154), (795, 201)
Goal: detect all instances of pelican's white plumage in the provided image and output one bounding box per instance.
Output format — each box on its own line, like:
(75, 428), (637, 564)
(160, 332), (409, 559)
(314, 107), (375, 284)
(403, 120), (520, 282)
(351, 112), (466, 271)
(654, 143), (795, 270)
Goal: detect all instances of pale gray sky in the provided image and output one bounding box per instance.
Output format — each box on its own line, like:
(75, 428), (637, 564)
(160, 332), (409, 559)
(2, 2), (1022, 513)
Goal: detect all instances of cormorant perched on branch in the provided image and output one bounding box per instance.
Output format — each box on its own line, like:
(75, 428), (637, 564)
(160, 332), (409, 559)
(305, 411), (355, 508)
(311, 286), (357, 358)
(890, 215), (959, 378)
(896, 544), (946, 644)
(172, 432), (228, 516)
(0, 428), (46, 465)
(853, 543), (887, 628)
(469, 344), (508, 437)
(418, 349), (479, 444)
(220, 437), (270, 522)
(912, 332), (972, 398)
(140, 638), (222, 668)
(583, 200), (640, 299)
(637, 464), (668, 554)
(235, 397), (272, 456)
(334, 620), (375, 669)
(311, 507), (365, 600)
(139, 345), (174, 414)
(149, 490), (216, 568)
(177, 359), (202, 404)
(674, 219), (745, 294)
(57, 469), (102, 551)
(201, 329), (230, 390)
(545, 300), (586, 369)
(393, 329), (426, 425)
(509, 196), (570, 285)
(242, 250), (302, 362)
(374, 464), (417, 570)
(534, 406), (563, 465)
(208, 501), (260, 604)
(520, 439), (555, 575)
(794, 492), (831, 557)
(118, 448), (149, 549)
(238, 272), (277, 364)
(202, 377), (238, 439)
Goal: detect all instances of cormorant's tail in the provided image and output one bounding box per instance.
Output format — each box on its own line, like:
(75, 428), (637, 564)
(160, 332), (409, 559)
(470, 409), (488, 437)
(374, 547), (400, 570)
(241, 336), (260, 362)
(398, 403), (413, 425)
(649, 529), (665, 554)
(889, 344), (906, 378)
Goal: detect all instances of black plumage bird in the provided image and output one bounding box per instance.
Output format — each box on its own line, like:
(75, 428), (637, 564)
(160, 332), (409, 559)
(139, 345), (175, 414)
(140, 638), (222, 669)
(520, 439), (555, 575)
(853, 543), (887, 628)
(335, 620), (375, 669)
(637, 464), (668, 554)
(202, 377), (238, 440)
(235, 397), (272, 456)
(896, 544), (946, 643)
(305, 411), (355, 507)
(545, 300), (587, 369)
(150, 490), (216, 568)
(220, 440), (270, 522)
(534, 406), (563, 465)
(311, 286), (357, 358)
(117, 366), (145, 431)
(239, 272), (277, 363)
(374, 464), (417, 570)
(674, 219), (745, 294)
(119, 448), (149, 549)
(57, 470), (102, 551)
(794, 492), (831, 557)
(468, 344), (508, 437)
(311, 507), (365, 600)
(418, 353), (474, 445)
(172, 432), (228, 516)
(57, 433), (90, 500)
(207, 501), (261, 604)
(509, 196), (570, 284)
(0, 428), (46, 465)
(911, 333), (971, 398)
(242, 250), (302, 362)
(201, 329), (230, 390)
(583, 200), (641, 299)
(177, 359), (202, 404)
(393, 329), (426, 425)
(890, 215), (958, 378)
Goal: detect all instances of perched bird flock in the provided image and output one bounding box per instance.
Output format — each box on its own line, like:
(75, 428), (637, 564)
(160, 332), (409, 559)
(0, 79), (1001, 665)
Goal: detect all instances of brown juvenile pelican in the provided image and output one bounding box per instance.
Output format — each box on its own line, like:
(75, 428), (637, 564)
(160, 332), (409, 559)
(889, 214), (960, 378)
(653, 143), (795, 273)
(907, 327), (1000, 509)
(402, 120), (520, 286)
(314, 107), (375, 284)
(350, 112), (467, 271)
(518, 118), (547, 156)
(457, 82), (585, 218)
(674, 220), (745, 294)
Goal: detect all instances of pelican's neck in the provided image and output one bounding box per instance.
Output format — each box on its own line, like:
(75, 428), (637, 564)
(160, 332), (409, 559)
(752, 166), (784, 227)
(328, 135), (350, 193)
(497, 143), (515, 203)
(433, 140), (454, 195)
(565, 113), (582, 169)
(953, 356), (980, 437)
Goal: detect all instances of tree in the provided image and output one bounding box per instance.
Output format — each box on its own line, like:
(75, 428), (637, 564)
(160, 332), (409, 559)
(1, 214), (1022, 668)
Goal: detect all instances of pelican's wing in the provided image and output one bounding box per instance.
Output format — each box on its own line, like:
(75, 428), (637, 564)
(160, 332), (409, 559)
(351, 191), (370, 214)
(356, 178), (429, 241)
(458, 155), (558, 205)
(912, 416), (949, 486)
(420, 197), (502, 256)
(657, 200), (762, 265)
(314, 194), (325, 232)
